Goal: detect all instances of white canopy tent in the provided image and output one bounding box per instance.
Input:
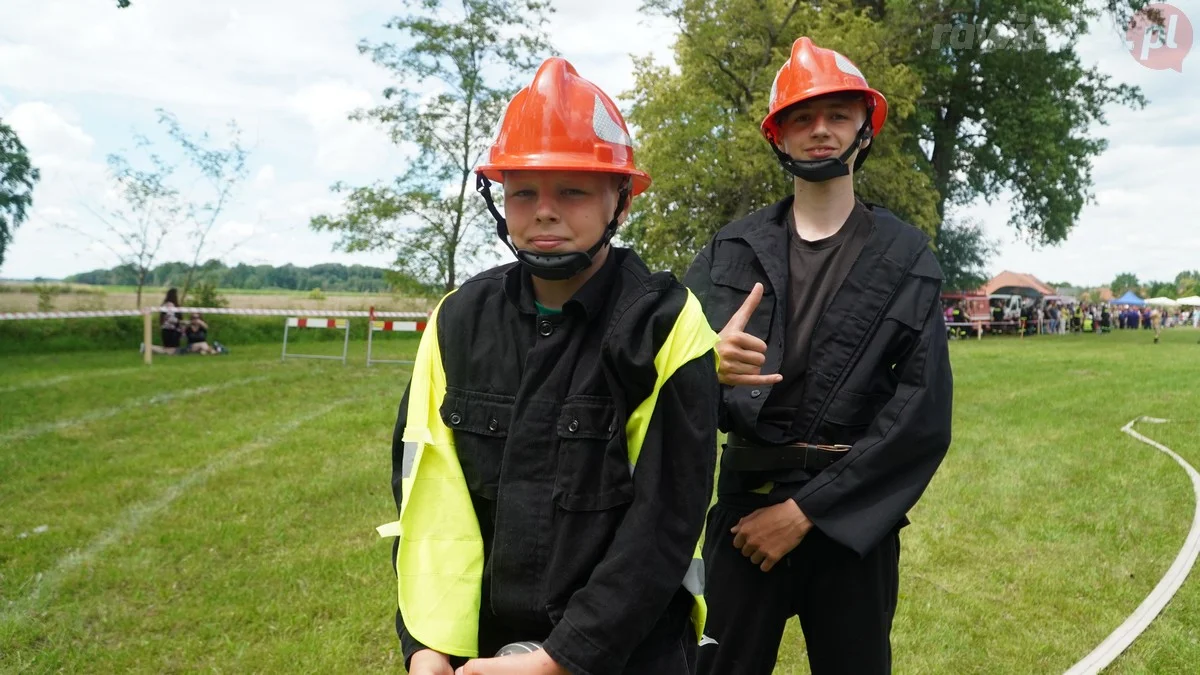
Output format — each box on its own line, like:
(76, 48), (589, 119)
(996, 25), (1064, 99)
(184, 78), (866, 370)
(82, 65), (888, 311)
(1145, 297), (1179, 306)
(1176, 295), (1200, 306)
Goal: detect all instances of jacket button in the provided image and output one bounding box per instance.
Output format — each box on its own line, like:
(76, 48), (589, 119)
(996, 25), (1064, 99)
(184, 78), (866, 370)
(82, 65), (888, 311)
(568, 419), (580, 433)
(488, 418), (499, 432)
(449, 412), (462, 425)
(750, 389), (761, 398)
(538, 320), (553, 337)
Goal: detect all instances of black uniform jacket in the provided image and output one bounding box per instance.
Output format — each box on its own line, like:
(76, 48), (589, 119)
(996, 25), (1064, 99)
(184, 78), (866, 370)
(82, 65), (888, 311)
(683, 196), (953, 557)
(391, 248), (719, 675)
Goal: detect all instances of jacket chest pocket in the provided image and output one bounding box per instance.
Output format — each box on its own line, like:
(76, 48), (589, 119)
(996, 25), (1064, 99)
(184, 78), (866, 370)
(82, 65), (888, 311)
(440, 387), (512, 501)
(710, 263), (774, 339)
(553, 396), (633, 512)
(819, 389), (885, 445)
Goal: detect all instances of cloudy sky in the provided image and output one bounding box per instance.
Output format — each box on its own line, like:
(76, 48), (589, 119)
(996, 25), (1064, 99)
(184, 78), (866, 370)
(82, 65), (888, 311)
(1, 0), (1196, 288)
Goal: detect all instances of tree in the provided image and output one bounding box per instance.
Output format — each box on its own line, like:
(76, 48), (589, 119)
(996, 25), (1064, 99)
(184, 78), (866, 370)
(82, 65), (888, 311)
(156, 109), (249, 303)
(934, 217), (997, 292)
(625, 0), (939, 275)
(887, 0), (1151, 244)
(0, 120), (40, 268)
(1175, 270), (1199, 297)
(1111, 272), (1141, 296)
(1145, 280), (1176, 299)
(311, 0), (553, 292)
(60, 141), (183, 308)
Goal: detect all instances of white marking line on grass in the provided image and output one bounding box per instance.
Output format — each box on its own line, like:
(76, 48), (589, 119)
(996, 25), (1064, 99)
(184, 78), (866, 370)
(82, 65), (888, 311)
(1064, 416), (1200, 675)
(0, 375), (269, 445)
(0, 397), (356, 627)
(0, 368), (137, 395)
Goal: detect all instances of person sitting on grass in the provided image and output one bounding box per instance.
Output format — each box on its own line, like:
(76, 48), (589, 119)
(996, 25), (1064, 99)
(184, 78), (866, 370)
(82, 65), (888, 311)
(184, 313), (229, 355)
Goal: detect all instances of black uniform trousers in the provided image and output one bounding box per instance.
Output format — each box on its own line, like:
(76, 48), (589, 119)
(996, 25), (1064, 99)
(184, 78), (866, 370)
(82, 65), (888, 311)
(697, 501), (900, 675)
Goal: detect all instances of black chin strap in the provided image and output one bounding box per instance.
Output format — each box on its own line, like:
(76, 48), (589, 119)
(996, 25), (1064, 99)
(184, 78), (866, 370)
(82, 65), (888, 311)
(771, 115), (874, 183)
(476, 173), (630, 281)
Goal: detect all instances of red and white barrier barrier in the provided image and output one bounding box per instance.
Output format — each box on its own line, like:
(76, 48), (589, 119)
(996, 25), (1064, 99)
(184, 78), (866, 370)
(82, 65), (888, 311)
(0, 309), (142, 321)
(1, 304), (431, 366)
(371, 320), (427, 332)
(282, 316), (353, 364)
(287, 317), (348, 329)
(367, 319), (427, 367)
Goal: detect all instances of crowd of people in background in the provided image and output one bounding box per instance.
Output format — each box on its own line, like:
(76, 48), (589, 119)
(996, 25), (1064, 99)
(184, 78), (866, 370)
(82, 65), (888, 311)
(944, 298), (1199, 344)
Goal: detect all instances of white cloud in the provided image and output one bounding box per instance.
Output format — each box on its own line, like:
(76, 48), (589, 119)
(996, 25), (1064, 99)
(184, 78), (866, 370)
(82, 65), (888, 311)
(287, 81), (398, 175)
(5, 102), (95, 161)
(254, 165), (276, 186)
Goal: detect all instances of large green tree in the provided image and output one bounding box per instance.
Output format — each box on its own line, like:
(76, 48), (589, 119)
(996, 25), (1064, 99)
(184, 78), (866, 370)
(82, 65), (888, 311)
(891, 0), (1151, 244)
(0, 120), (40, 268)
(626, 0), (1152, 275)
(311, 0), (553, 292)
(625, 0), (939, 274)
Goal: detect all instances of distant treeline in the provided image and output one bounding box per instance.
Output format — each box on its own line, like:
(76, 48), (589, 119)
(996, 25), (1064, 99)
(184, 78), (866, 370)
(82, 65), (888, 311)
(64, 260), (406, 293)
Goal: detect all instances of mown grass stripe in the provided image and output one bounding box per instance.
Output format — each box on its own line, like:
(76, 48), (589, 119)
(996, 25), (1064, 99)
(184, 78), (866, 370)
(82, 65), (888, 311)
(0, 375), (270, 444)
(0, 367), (144, 395)
(0, 396), (360, 628)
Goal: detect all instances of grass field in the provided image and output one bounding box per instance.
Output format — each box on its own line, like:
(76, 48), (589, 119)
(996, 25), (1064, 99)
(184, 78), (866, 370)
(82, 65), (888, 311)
(2, 328), (1199, 673)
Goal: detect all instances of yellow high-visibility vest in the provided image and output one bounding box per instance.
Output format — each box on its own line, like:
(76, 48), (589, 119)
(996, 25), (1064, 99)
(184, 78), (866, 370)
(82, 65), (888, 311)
(378, 290), (717, 657)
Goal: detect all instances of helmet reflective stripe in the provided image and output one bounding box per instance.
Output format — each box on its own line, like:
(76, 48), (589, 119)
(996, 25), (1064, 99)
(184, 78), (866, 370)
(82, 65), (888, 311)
(833, 52), (865, 79)
(592, 94), (632, 146)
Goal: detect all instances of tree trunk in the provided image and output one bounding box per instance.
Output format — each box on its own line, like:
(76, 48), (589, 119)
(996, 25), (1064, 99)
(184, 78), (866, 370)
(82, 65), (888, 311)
(446, 74), (476, 294)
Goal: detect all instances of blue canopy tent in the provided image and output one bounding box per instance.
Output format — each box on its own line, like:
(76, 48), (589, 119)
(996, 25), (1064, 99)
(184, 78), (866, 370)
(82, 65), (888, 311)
(1113, 290), (1145, 306)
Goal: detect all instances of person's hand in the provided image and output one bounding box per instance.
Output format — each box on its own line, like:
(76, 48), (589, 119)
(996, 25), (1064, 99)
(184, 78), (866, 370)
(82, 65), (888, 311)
(408, 649), (454, 675)
(731, 500), (813, 572)
(455, 649), (568, 675)
(717, 283), (784, 387)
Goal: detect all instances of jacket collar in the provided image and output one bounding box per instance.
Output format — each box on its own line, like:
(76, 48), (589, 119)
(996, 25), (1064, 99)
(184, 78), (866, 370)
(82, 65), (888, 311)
(503, 246), (623, 321)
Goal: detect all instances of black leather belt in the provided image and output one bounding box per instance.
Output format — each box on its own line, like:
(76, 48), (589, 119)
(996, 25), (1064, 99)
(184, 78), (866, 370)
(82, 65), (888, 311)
(723, 433), (850, 472)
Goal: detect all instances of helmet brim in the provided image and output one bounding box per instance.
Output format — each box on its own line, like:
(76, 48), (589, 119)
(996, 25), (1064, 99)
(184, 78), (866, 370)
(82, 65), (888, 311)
(477, 156), (651, 196)
(761, 86), (888, 143)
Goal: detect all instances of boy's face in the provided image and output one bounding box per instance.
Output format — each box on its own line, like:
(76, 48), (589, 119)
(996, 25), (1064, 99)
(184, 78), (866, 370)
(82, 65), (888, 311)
(776, 94), (870, 164)
(502, 171), (627, 254)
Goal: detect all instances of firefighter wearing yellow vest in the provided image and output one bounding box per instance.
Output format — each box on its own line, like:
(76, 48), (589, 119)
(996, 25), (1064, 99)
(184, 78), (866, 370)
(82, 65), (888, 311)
(378, 57), (720, 675)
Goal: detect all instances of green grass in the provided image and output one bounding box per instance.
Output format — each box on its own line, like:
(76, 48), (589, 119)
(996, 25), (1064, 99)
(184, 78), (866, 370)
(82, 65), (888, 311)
(2, 329), (1199, 673)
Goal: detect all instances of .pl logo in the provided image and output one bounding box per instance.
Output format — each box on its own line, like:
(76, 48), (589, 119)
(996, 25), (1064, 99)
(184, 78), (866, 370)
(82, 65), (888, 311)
(1124, 3), (1192, 71)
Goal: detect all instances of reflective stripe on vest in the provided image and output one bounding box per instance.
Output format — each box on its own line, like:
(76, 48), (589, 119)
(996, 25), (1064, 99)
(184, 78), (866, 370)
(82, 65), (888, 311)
(624, 290), (718, 641)
(377, 288), (719, 654)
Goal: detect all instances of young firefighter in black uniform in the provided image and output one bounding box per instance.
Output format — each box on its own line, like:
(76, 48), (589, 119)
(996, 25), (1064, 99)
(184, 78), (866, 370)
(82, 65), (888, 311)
(378, 58), (720, 675)
(684, 38), (954, 674)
